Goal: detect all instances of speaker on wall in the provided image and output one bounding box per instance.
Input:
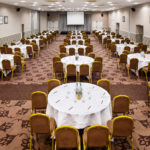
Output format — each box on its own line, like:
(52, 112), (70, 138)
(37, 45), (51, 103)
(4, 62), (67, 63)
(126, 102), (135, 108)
(47, 13), (50, 17)
(131, 8), (136, 12)
(101, 13), (104, 17)
(16, 8), (21, 12)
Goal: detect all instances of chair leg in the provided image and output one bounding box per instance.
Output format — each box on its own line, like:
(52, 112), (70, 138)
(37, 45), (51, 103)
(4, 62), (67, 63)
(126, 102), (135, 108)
(145, 71), (148, 82)
(11, 70), (14, 80)
(1, 71), (3, 80)
(127, 68), (130, 78)
(131, 137), (134, 150)
(30, 135), (32, 150)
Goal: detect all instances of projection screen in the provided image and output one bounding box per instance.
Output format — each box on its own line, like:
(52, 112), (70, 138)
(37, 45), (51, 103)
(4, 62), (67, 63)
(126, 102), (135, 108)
(67, 12), (84, 25)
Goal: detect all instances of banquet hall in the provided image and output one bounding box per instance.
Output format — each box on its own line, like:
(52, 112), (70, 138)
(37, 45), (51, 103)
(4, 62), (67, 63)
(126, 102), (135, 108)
(0, 0), (150, 150)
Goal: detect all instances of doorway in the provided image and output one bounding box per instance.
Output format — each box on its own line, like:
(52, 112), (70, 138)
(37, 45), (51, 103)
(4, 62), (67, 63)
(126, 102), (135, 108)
(21, 24), (24, 39)
(136, 25), (143, 43)
(116, 23), (120, 34)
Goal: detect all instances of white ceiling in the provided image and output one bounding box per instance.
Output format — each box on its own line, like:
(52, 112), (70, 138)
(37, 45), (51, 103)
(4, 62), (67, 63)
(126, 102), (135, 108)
(0, 0), (150, 12)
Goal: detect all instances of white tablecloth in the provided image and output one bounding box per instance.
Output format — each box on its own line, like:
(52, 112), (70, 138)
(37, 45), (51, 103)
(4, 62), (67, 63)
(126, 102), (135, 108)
(46, 83), (112, 129)
(69, 39), (85, 45)
(0, 54), (14, 76)
(116, 44), (137, 56)
(61, 56), (94, 74)
(127, 53), (150, 71)
(9, 44), (32, 58)
(65, 45), (87, 54)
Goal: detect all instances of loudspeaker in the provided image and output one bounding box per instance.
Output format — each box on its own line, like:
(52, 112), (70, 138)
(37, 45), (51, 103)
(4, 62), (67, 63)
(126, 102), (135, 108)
(101, 13), (104, 17)
(47, 13), (50, 17)
(16, 8), (21, 12)
(131, 8), (136, 12)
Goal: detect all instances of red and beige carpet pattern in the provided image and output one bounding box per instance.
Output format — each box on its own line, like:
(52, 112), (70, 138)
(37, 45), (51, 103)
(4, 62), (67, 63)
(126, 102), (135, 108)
(0, 35), (149, 150)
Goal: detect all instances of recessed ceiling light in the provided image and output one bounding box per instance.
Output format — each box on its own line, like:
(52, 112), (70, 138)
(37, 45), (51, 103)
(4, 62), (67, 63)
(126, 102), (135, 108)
(20, 0), (26, 3)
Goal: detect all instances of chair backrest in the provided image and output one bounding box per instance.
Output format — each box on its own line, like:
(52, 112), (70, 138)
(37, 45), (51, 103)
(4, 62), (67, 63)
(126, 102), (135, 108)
(32, 40), (36, 44)
(124, 46), (130, 51)
(78, 48), (84, 55)
(54, 61), (64, 73)
(53, 56), (60, 67)
(14, 47), (21, 52)
(95, 56), (103, 64)
(7, 48), (13, 54)
(26, 40), (30, 44)
(55, 126), (79, 149)
(119, 53), (127, 63)
(130, 58), (138, 70)
(26, 46), (32, 54)
(121, 40), (125, 44)
(112, 116), (134, 137)
(146, 50), (150, 54)
(69, 48), (75, 55)
(2, 59), (11, 70)
(39, 39), (44, 45)
(142, 44), (147, 52)
(31, 91), (47, 111)
(134, 46), (140, 53)
(115, 40), (120, 44)
(47, 79), (61, 93)
(122, 50), (130, 55)
(85, 46), (92, 55)
(111, 44), (116, 52)
(30, 113), (50, 135)
(97, 79), (110, 93)
(60, 47), (66, 53)
(113, 95), (130, 114)
(72, 40), (76, 45)
(88, 52), (95, 59)
(80, 64), (89, 76)
(14, 55), (22, 65)
(78, 40), (83, 45)
(86, 125), (110, 148)
(67, 64), (76, 76)
(0, 47), (6, 54)
(59, 53), (67, 58)
(92, 61), (102, 73)
(11, 42), (16, 46)
(32, 44), (38, 51)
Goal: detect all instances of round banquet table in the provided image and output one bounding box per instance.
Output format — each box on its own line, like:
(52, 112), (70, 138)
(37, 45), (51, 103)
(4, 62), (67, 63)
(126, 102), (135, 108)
(9, 44), (32, 58)
(69, 39), (85, 45)
(65, 45), (87, 54)
(46, 82), (112, 129)
(127, 53), (150, 71)
(116, 44), (137, 56)
(61, 56), (94, 74)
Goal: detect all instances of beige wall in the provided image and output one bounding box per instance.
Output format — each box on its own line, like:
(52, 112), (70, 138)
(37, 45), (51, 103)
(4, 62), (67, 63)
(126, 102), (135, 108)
(108, 3), (150, 38)
(91, 12), (108, 30)
(40, 11), (48, 32)
(48, 12), (59, 30)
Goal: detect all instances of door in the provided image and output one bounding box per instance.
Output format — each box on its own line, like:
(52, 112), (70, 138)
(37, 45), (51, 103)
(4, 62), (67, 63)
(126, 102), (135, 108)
(136, 25), (143, 43)
(116, 23), (120, 34)
(21, 24), (24, 39)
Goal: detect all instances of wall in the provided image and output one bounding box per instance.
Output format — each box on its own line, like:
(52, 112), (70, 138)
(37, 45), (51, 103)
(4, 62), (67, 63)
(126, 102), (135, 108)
(40, 11), (48, 32)
(0, 4), (48, 46)
(91, 12), (108, 30)
(108, 3), (150, 46)
(47, 12), (109, 32)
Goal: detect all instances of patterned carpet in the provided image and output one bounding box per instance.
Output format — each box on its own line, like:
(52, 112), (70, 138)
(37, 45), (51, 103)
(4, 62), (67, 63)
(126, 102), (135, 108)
(0, 34), (150, 150)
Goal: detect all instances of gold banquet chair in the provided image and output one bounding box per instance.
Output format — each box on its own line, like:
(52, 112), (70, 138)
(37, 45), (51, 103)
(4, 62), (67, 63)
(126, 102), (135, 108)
(47, 79), (61, 93)
(65, 64), (77, 83)
(59, 53), (67, 58)
(69, 48), (75, 56)
(1, 59), (16, 80)
(55, 126), (81, 150)
(78, 48), (84, 56)
(95, 56), (103, 64)
(31, 91), (47, 113)
(113, 95), (130, 115)
(126, 58), (139, 78)
(83, 125), (111, 150)
(117, 53), (127, 70)
(97, 79), (110, 94)
(91, 61), (103, 83)
(79, 64), (91, 83)
(88, 52), (95, 59)
(107, 116), (134, 150)
(30, 113), (55, 150)
(14, 55), (26, 73)
(26, 46), (35, 59)
(142, 62), (150, 81)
